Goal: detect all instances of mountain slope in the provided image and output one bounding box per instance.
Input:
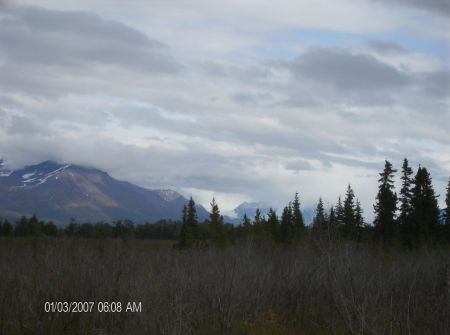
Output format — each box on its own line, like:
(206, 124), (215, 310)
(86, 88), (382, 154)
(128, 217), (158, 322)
(0, 161), (208, 224)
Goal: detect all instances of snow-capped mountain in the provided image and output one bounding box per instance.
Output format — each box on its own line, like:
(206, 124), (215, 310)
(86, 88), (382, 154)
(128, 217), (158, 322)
(0, 160), (209, 224)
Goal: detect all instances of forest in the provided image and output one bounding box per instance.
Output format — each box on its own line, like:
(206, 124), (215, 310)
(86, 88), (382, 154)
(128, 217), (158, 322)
(0, 159), (449, 335)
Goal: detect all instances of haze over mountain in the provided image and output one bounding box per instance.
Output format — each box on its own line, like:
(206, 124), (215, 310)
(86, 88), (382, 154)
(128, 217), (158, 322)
(0, 160), (210, 224)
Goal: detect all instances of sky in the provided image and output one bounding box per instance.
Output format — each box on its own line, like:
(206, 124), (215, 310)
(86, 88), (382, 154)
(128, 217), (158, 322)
(0, 0), (449, 219)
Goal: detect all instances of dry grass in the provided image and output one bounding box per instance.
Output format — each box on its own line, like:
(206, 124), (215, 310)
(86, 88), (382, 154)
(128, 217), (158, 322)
(0, 237), (448, 335)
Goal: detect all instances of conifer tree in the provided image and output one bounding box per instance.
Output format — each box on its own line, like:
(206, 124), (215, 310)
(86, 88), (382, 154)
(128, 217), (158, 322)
(242, 213), (252, 236)
(178, 197), (198, 248)
(328, 206), (336, 227)
(399, 158), (414, 221)
(399, 158), (414, 245)
(408, 167), (440, 246)
(292, 192), (305, 239)
(312, 197), (326, 239)
(208, 197), (226, 247)
(15, 216), (32, 236)
(335, 196), (345, 226)
(266, 208), (279, 241)
(444, 179), (450, 242)
(342, 184), (356, 239)
(0, 219), (12, 236)
(253, 208), (263, 234)
(327, 206), (337, 238)
(354, 199), (364, 241)
(373, 160), (398, 245)
(280, 203), (293, 243)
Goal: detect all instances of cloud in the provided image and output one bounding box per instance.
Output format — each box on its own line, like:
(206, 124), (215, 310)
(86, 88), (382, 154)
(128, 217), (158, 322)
(418, 70), (450, 98)
(0, 5), (180, 97)
(0, 1), (449, 217)
(284, 159), (313, 172)
(372, 0), (450, 17)
(367, 39), (407, 54)
(285, 48), (411, 91)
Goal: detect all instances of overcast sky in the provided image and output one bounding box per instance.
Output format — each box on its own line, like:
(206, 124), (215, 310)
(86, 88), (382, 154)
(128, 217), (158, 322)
(0, 0), (449, 218)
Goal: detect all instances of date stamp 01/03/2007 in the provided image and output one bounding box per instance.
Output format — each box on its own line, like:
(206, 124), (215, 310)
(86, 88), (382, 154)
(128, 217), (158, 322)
(44, 301), (142, 313)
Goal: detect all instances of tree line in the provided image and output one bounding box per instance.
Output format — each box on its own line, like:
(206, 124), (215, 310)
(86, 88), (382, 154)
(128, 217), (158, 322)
(1, 158), (449, 248)
(175, 158), (450, 248)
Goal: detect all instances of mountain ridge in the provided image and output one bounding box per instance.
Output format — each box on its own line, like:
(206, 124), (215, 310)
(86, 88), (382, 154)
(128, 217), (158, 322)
(0, 160), (209, 224)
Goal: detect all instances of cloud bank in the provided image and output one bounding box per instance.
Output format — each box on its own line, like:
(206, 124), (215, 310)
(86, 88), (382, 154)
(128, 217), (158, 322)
(0, 1), (449, 217)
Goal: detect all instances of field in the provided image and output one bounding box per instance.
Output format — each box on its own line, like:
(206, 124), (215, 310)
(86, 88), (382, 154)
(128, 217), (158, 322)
(0, 237), (448, 335)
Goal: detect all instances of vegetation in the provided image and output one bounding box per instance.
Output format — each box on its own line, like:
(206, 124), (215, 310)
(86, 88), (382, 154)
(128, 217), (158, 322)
(0, 238), (448, 335)
(0, 158), (449, 334)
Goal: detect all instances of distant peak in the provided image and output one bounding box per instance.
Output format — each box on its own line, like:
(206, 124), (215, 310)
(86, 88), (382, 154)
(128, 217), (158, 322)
(155, 189), (182, 201)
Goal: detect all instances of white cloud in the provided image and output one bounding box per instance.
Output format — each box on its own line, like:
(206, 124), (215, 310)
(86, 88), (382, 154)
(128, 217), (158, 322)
(0, 1), (449, 219)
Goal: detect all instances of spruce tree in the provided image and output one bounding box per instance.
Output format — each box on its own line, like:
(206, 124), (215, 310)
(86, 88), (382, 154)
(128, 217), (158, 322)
(373, 160), (398, 245)
(1, 219), (13, 236)
(266, 208), (279, 241)
(342, 184), (356, 239)
(328, 206), (337, 235)
(444, 179), (450, 242)
(354, 199), (364, 241)
(399, 158), (414, 220)
(242, 213), (252, 236)
(335, 196), (345, 226)
(209, 197), (226, 247)
(409, 167), (440, 246)
(312, 197), (326, 239)
(280, 203), (293, 243)
(178, 197), (198, 248)
(292, 192), (305, 239)
(253, 208), (263, 234)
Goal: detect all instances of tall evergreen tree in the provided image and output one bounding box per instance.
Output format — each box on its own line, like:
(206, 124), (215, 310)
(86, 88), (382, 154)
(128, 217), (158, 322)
(373, 160), (398, 245)
(399, 158), (414, 245)
(335, 196), (345, 226)
(266, 208), (279, 241)
(328, 206), (336, 227)
(292, 192), (305, 239)
(312, 197), (326, 239)
(408, 167), (440, 246)
(0, 219), (13, 236)
(208, 197), (226, 247)
(399, 158), (414, 221)
(354, 199), (364, 241)
(253, 208), (264, 235)
(444, 179), (450, 242)
(280, 203), (293, 243)
(342, 184), (356, 239)
(178, 197), (198, 248)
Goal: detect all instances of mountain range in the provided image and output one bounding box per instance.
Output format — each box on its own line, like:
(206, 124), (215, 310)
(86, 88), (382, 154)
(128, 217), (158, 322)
(0, 160), (318, 226)
(0, 160), (210, 224)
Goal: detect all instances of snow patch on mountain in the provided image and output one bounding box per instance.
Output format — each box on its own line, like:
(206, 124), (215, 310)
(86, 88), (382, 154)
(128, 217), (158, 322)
(156, 189), (182, 201)
(22, 171), (36, 180)
(0, 160), (12, 177)
(35, 164), (71, 185)
(17, 164), (71, 187)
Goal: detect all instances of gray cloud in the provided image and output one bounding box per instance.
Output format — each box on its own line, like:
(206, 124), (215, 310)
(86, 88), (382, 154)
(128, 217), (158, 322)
(367, 39), (407, 54)
(0, 2), (449, 215)
(0, 5), (180, 96)
(285, 48), (411, 91)
(418, 70), (450, 98)
(284, 159), (313, 172)
(372, 0), (450, 17)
